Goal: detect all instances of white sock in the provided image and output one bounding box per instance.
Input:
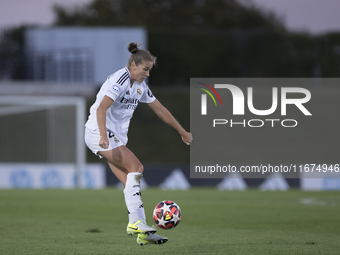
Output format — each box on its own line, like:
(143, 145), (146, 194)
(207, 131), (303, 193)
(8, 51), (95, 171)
(139, 202), (146, 223)
(124, 172), (145, 224)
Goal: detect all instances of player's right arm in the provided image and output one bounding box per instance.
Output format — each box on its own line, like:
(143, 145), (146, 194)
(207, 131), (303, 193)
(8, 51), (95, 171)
(97, 95), (114, 149)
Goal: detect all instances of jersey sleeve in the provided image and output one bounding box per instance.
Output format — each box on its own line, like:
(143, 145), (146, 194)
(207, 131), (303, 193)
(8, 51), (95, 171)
(140, 85), (156, 103)
(104, 78), (124, 101)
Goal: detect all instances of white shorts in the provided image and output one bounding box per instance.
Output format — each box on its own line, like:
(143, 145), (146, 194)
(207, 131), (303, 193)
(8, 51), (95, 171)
(85, 127), (125, 158)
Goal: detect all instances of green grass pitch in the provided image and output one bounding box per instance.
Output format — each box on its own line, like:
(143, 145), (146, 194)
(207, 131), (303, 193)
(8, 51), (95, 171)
(1, 188), (340, 255)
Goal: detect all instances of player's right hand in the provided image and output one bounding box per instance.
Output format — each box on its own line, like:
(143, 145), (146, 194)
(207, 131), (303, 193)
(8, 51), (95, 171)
(99, 136), (109, 149)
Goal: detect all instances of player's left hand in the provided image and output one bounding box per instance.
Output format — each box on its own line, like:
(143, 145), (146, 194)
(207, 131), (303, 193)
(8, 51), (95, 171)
(181, 132), (193, 145)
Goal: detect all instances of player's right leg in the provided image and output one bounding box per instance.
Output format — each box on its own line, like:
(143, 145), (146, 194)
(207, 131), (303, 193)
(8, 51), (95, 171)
(127, 220), (157, 236)
(99, 146), (156, 235)
(106, 162), (156, 235)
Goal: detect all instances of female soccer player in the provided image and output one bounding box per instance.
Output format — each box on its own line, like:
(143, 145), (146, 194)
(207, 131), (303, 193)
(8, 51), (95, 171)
(85, 42), (192, 246)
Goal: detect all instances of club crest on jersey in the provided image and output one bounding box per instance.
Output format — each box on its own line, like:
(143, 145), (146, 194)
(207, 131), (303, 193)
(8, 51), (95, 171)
(137, 88), (142, 96)
(113, 137), (120, 143)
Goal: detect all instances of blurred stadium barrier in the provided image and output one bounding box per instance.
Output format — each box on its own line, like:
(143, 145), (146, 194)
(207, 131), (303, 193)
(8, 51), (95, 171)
(0, 163), (105, 189)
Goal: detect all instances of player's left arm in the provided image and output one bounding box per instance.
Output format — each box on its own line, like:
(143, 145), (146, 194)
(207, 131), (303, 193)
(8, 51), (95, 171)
(148, 99), (193, 145)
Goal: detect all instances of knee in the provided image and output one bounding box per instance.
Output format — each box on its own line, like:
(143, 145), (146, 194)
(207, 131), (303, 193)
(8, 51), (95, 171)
(128, 163), (143, 174)
(136, 163), (144, 174)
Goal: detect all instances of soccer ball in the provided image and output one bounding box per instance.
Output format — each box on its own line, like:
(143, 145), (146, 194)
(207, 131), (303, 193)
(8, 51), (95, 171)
(153, 200), (181, 230)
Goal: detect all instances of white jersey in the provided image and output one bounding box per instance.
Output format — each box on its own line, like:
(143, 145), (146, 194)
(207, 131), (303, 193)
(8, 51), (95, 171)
(85, 67), (156, 145)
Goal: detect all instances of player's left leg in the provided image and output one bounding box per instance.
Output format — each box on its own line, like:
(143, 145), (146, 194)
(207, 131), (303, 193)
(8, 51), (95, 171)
(107, 162), (127, 187)
(137, 233), (168, 246)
